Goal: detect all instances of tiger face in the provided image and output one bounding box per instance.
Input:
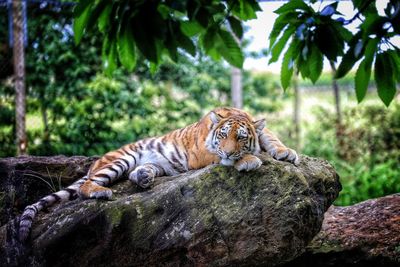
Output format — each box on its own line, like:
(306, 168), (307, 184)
(206, 111), (266, 166)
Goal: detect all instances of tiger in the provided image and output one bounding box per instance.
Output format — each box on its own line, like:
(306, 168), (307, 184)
(18, 107), (299, 242)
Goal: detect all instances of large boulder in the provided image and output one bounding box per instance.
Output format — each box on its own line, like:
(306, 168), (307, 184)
(287, 194), (400, 267)
(0, 154), (340, 267)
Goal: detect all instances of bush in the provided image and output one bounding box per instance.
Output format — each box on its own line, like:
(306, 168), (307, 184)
(303, 102), (400, 206)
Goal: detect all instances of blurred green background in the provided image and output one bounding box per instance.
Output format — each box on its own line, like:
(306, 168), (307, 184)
(1, 2), (399, 207)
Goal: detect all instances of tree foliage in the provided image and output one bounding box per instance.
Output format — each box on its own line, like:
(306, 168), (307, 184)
(1, 2), (282, 157)
(269, 0), (400, 106)
(73, 0), (261, 72)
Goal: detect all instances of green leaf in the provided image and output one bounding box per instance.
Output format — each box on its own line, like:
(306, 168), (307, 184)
(180, 21), (203, 37)
(375, 53), (397, 107)
(315, 24), (344, 61)
(269, 12), (297, 50)
(232, 0), (258, 20)
(131, 17), (159, 64)
(165, 39), (178, 62)
(228, 16), (243, 39)
(335, 33), (363, 78)
(361, 13), (386, 40)
(201, 27), (217, 53)
(217, 29), (243, 68)
(105, 40), (117, 75)
(207, 47), (222, 61)
(387, 49), (400, 82)
(98, 3), (112, 33)
(275, 0), (312, 15)
(269, 26), (295, 64)
(309, 44), (323, 83)
(157, 3), (170, 19)
(280, 39), (299, 90)
(177, 33), (196, 56)
(248, 0), (262, 12)
(86, 1), (108, 32)
(102, 35), (110, 63)
(117, 26), (137, 71)
(354, 38), (378, 102)
(330, 21), (353, 42)
(73, 0), (92, 17)
(164, 28), (178, 62)
(200, 27), (221, 61)
(352, 0), (377, 15)
(73, 1), (93, 44)
(298, 51), (310, 79)
(363, 38), (379, 66)
(194, 7), (211, 27)
(355, 60), (371, 103)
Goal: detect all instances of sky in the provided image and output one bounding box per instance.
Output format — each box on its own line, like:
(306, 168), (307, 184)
(243, 0), (400, 72)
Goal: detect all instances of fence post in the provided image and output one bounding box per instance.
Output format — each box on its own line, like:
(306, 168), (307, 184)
(12, 0), (27, 155)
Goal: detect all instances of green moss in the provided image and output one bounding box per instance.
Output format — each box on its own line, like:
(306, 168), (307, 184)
(311, 240), (344, 253)
(192, 166), (272, 223)
(105, 206), (125, 227)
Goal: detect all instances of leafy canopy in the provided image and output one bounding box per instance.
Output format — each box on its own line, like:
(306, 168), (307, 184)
(73, 0), (261, 72)
(269, 0), (400, 106)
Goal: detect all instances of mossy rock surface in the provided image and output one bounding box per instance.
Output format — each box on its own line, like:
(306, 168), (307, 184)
(0, 154), (340, 267)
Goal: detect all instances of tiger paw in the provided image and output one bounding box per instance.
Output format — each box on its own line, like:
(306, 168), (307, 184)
(79, 182), (113, 200)
(89, 188), (113, 199)
(129, 167), (155, 189)
(234, 154), (262, 172)
(274, 147), (300, 166)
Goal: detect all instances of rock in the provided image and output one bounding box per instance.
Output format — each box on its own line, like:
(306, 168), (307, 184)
(286, 194), (400, 267)
(0, 154), (340, 267)
(0, 156), (98, 226)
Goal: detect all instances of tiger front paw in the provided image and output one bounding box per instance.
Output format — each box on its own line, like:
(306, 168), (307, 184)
(129, 167), (155, 189)
(273, 147), (300, 166)
(234, 154), (262, 172)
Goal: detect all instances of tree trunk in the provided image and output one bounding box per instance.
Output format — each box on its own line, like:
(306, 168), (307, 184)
(329, 61), (342, 126)
(12, 0), (27, 155)
(230, 31), (242, 109)
(329, 61), (345, 159)
(293, 74), (301, 151)
(231, 66), (242, 108)
(41, 103), (50, 151)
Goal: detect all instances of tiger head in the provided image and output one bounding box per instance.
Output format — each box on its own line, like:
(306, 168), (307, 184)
(206, 111), (265, 166)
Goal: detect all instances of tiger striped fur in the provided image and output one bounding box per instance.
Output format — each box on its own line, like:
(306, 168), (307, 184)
(18, 107), (299, 242)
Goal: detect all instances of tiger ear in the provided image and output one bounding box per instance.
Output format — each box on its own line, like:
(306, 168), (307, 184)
(210, 111), (222, 124)
(254, 119), (266, 133)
